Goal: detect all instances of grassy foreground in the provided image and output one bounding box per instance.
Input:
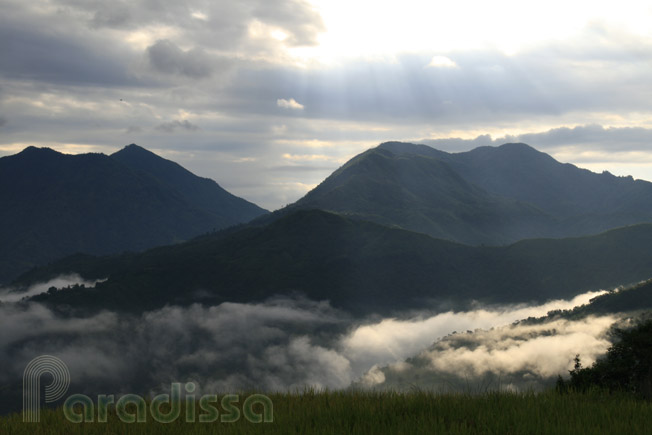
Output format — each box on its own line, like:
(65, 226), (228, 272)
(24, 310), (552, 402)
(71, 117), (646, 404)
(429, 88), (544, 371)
(2, 389), (651, 434)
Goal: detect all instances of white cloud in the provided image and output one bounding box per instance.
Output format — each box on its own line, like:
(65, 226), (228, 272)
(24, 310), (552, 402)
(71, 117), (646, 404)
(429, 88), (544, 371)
(426, 56), (457, 68)
(277, 98), (304, 110)
(0, 289), (615, 404)
(340, 290), (606, 376)
(361, 315), (618, 392)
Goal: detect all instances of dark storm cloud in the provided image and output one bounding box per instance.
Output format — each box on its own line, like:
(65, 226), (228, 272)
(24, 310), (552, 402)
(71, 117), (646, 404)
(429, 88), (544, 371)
(155, 119), (200, 133)
(0, 117), (7, 128)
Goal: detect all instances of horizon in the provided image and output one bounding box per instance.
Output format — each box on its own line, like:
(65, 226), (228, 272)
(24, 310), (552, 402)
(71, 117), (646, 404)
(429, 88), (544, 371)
(4, 139), (648, 211)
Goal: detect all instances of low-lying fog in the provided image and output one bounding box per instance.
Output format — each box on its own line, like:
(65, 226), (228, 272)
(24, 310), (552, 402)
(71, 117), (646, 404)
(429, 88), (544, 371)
(0, 276), (619, 413)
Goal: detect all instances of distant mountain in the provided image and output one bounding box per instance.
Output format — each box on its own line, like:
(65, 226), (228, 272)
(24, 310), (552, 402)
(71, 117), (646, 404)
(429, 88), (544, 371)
(292, 147), (552, 245)
(17, 209), (652, 316)
(0, 145), (267, 284)
(377, 142), (652, 240)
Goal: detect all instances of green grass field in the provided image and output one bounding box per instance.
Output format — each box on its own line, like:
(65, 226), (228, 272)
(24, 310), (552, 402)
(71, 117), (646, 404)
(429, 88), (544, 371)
(2, 389), (651, 434)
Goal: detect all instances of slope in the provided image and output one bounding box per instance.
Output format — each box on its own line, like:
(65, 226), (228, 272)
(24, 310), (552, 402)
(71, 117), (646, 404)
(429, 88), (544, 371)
(17, 209), (652, 316)
(380, 141), (652, 236)
(0, 146), (267, 284)
(291, 147), (553, 245)
(111, 144), (266, 225)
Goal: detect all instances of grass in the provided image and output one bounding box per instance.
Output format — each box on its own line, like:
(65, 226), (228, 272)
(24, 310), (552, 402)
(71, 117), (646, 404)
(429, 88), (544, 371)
(2, 389), (652, 434)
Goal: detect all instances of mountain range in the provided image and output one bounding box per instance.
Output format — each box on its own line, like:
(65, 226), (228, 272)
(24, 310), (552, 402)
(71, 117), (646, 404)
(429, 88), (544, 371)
(6, 141), (652, 316)
(17, 209), (652, 316)
(0, 144), (267, 284)
(291, 142), (652, 244)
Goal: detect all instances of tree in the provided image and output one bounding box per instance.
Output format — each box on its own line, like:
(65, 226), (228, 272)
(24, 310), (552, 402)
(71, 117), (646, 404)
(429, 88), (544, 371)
(557, 318), (652, 398)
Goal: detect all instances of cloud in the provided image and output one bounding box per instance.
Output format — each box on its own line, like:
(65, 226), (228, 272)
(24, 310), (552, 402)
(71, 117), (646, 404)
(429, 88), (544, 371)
(88, 3), (132, 29)
(2, 1), (652, 211)
(420, 125), (652, 156)
(340, 291), (607, 376)
(282, 153), (337, 162)
(277, 98), (304, 110)
(155, 119), (200, 133)
(0, 117), (6, 128)
(0, 285), (619, 415)
(360, 315), (619, 392)
(427, 56), (458, 68)
(0, 297), (351, 409)
(146, 39), (214, 79)
(125, 125), (143, 134)
(0, 6), (140, 86)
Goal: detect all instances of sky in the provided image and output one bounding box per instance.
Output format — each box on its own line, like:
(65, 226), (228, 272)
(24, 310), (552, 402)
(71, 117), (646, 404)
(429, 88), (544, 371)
(1, 0), (651, 210)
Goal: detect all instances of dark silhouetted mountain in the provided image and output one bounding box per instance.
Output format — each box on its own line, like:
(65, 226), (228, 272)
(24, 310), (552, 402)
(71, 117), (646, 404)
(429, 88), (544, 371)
(0, 145), (267, 284)
(112, 144), (265, 224)
(18, 209), (652, 316)
(289, 145), (553, 244)
(378, 141), (652, 239)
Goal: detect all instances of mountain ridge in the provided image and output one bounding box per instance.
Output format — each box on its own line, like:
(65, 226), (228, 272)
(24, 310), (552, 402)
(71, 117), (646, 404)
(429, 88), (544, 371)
(111, 143), (266, 224)
(0, 144), (268, 284)
(17, 209), (652, 316)
(286, 141), (652, 244)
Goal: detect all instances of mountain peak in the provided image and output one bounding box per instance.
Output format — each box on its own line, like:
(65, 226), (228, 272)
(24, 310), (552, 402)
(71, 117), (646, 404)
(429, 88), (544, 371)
(17, 146), (62, 157)
(465, 142), (552, 163)
(113, 143), (157, 157)
(496, 142), (538, 152)
(377, 141), (450, 159)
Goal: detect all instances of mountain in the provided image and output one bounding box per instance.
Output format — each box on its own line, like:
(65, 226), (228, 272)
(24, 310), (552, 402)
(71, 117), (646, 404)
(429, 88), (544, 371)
(558, 279), (652, 318)
(112, 144), (265, 224)
(291, 147), (553, 245)
(16, 209), (652, 316)
(378, 141), (652, 239)
(0, 145), (267, 284)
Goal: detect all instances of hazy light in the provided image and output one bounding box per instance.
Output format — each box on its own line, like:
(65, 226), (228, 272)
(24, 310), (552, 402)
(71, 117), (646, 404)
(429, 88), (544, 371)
(123, 25), (180, 50)
(190, 10), (208, 21)
(427, 56), (458, 68)
(301, 0), (652, 63)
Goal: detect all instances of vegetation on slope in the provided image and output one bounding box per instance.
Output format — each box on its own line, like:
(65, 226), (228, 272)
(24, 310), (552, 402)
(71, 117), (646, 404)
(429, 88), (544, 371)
(16, 209), (652, 316)
(559, 317), (652, 398)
